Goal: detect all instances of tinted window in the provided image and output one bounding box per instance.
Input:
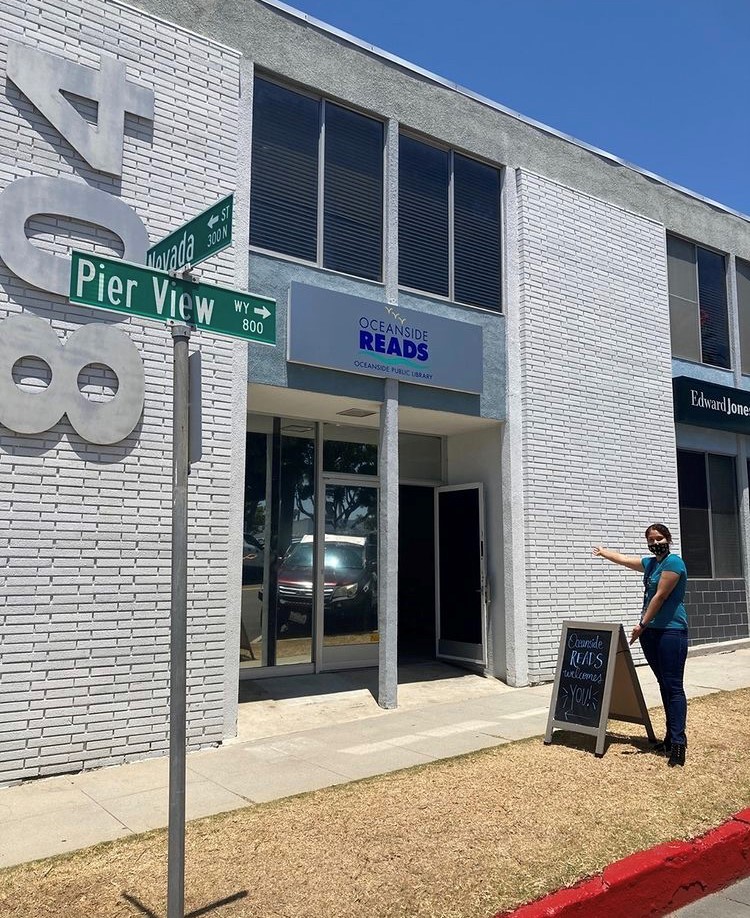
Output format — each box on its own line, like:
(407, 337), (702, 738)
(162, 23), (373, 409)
(251, 80), (384, 282)
(324, 103), (383, 280)
(399, 136), (502, 309)
(667, 234), (730, 369)
(399, 135), (449, 297)
(698, 247), (729, 368)
(677, 449), (742, 578)
(454, 153), (501, 310)
(736, 258), (750, 375)
(250, 79), (319, 261)
(323, 439), (377, 475)
(677, 449), (711, 577)
(708, 454), (741, 577)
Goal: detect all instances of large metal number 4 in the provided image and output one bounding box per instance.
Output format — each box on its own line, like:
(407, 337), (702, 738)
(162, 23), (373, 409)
(7, 41), (154, 176)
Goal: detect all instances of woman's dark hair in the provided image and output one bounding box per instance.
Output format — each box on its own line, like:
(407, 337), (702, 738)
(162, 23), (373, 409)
(645, 523), (672, 542)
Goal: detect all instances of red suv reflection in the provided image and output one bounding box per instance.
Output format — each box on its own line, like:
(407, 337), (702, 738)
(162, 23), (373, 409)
(278, 536), (376, 635)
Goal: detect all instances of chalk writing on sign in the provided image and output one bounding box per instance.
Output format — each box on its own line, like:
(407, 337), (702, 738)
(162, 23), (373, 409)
(553, 628), (610, 728)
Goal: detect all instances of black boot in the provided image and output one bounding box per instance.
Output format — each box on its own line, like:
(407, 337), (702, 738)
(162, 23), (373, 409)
(667, 744), (686, 767)
(652, 736), (672, 755)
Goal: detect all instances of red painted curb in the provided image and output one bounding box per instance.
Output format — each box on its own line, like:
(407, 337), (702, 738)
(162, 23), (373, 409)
(493, 810), (750, 918)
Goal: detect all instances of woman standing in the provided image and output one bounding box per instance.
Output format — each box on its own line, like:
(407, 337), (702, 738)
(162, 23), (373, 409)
(593, 523), (688, 767)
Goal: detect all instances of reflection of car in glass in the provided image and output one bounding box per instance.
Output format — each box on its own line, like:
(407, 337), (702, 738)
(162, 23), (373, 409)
(278, 535), (376, 635)
(242, 534), (265, 585)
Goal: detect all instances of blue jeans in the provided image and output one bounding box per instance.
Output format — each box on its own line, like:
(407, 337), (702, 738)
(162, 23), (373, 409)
(639, 628), (688, 746)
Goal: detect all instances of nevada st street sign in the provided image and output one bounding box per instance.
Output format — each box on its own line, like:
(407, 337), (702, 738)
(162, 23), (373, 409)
(146, 194), (233, 272)
(69, 251), (275, 345)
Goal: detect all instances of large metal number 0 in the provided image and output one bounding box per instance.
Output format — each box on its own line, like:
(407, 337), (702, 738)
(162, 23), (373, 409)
(0, 177), (149, 296)
(0, 314), (145, 444)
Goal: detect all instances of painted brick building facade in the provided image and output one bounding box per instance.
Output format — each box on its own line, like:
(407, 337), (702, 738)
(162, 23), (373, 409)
(0, 0), (748, 785)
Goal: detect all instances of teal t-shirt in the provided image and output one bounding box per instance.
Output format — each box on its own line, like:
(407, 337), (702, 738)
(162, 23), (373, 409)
(641, 553), (688, 630)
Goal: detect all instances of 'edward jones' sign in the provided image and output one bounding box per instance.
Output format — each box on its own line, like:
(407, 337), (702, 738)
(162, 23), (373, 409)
(673, 376), (750, 435)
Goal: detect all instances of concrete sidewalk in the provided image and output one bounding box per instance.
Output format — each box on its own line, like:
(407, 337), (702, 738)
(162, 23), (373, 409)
(1, 643), (749, 871)
(670, 876), (750, 916)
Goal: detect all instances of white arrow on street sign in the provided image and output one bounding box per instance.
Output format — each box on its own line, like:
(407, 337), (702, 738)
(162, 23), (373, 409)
(147, 194), (233, 272)
(254, 304), (271, 319)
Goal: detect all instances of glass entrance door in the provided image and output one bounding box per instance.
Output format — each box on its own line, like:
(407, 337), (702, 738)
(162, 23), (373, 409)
(435, 483), (487, 667)
(319, 482), (379, 669)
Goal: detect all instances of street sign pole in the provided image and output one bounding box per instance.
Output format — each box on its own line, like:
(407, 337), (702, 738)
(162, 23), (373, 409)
(68, 223), (276, 918)
(167, 320), (190, 918)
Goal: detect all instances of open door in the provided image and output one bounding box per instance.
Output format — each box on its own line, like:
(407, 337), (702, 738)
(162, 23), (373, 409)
(435, 483), (488, 667)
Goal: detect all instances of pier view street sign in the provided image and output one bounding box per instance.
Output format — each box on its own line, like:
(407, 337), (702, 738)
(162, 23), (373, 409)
(146, 194), (233, 272)
(69, 250), (275, 345)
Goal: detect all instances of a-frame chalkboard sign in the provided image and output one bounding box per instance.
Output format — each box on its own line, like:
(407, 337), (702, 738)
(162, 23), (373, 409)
(544, 621), (656, 757)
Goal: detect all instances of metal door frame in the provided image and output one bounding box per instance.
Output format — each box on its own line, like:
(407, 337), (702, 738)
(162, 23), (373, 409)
(316, 468), (380, 671)
(434, 482), (488, 667)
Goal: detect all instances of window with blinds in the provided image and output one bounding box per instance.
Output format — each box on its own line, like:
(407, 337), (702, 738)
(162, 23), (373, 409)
(398, 136), (449, 297)
(323, 103), (383, 281)
(667, 234), (730, 369)
(250, 78), (384, 281)
(399, 134), (502, 311)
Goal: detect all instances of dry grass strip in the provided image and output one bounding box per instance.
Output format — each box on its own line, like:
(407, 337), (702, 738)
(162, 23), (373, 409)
(1, 687), (749, 918)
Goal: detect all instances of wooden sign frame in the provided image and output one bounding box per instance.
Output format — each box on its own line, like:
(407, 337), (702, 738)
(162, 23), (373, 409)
(544, 621), (656, 757)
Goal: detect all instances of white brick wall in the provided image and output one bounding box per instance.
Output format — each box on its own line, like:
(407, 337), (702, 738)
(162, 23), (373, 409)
(0, 0), (241, 783)
(516, 170), (680, 681)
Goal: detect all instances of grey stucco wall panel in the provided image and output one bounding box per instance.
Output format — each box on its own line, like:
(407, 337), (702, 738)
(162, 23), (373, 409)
(397, 291), (505, 419)
(132, 0), (750, 259)
(247, 253), (506, 417)
(247, 252), (388, 393)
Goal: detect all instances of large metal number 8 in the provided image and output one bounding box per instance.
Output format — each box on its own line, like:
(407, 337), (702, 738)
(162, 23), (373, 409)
(0, 314), (145, 445)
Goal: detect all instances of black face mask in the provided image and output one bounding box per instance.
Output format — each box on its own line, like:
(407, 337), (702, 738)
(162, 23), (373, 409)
(648, 542), (669, 557)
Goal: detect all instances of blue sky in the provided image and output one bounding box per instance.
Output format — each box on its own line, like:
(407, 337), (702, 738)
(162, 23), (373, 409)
(284, 0), (750, 216)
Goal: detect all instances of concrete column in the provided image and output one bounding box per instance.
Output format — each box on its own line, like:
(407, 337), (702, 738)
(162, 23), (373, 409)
(377, 117), (400, 709)
(726, 255), (750, 633)
(378, 378), (399, 708)
(727, 254), (742, 388)
(501, 168), (529, 687)
(384, 118), (399, 302)
(223, 58), (252, 736)
(737, 435), (750, 632)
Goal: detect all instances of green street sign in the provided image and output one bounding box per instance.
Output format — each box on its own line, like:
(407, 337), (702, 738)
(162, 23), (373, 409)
(146, 194), (233, 272)
(69, 251), (276, 345)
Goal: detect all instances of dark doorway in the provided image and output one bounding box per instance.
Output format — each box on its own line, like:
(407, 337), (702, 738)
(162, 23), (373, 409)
(435, 484), (486, 666)
(398, 485), (436, 660)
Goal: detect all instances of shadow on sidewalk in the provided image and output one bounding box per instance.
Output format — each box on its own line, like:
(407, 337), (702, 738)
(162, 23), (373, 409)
(238, 659), (470, 706)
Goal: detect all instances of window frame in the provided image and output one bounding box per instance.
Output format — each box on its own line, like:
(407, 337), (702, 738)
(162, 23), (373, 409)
(250, 74), (387, 284)
(667, 231), (731, 370)
(736, 255), (750, 376)
(677, 447), (743, 579)
(398, 128), (504, 313)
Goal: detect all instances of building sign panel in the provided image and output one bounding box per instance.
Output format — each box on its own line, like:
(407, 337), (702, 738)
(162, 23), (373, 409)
(673, 376), (750, 435)
(288, 282), (483, 394)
